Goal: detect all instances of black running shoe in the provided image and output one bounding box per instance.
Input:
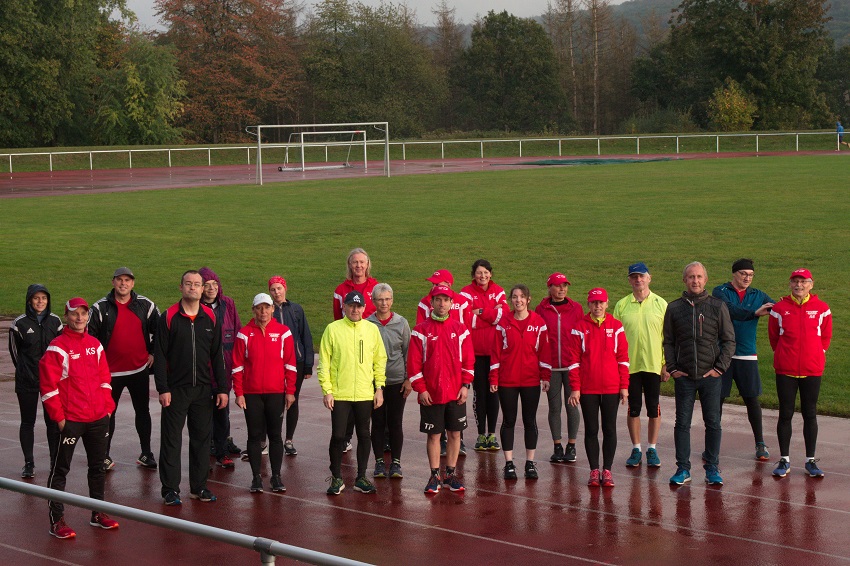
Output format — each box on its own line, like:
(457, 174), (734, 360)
(504, 461), (518, 480)
(525, 460), (539, 480)
(21, 462), (35, 478)
(284, 440), (297, 456)
(137, 452), (157, 469)
(271, 475), (286, 492)
(226, 437), (242, 455)
(189, 488), (217, 502)
(563, 443), (577, 463)
(550, 444), (564, 463)
(250, 475), (264, 493)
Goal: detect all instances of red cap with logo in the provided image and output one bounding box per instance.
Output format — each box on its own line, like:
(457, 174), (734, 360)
(587, 288), (608, 302)
(547, 272), (571, 287)
(65, 297), (89, 313)
(789, 268), (813, 280)
(429, 285), (453, 299)
(426, 269), (454, 286)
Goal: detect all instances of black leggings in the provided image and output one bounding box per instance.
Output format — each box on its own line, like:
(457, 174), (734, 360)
(498, 386), (540, 452)
(371, 383), (407, 461)
(776, 374), (821, 457)
(719, 396), (764, 444)
(16, 390), (60, 465)
(473, 356), (500, 435)
(580, 393), (620, 471)
(284, 362), (307, 440)
(330, 401), (372, 478)
(107, 370), (153, 455)
(243, 393), (285, 476)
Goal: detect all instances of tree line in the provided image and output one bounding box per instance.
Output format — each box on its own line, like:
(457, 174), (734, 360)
(3, 0), (849, 148)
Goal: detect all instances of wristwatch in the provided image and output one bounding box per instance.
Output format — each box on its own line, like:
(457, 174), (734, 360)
(462, 383), (471, 389)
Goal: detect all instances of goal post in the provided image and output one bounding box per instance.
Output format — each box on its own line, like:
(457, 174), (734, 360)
(251, 122), (390, 185)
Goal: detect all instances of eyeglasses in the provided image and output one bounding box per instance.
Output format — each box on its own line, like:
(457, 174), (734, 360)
(183, 282), (203, 288)
(737, 272), (754, 279)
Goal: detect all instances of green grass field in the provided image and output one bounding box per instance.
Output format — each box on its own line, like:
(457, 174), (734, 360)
(1, 154), (847, 414)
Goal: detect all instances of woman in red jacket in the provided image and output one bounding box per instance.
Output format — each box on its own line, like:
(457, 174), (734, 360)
(233, 293), (297, 493)
(490, 285), (551, 480)
(460, 259), (507, 451)
(568, 288), (629, 488)
(332, 248), (378, 321)
(768, 269), (832, 479)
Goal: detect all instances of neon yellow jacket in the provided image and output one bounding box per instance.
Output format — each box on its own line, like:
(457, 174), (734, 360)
(317, 317), (387, 401)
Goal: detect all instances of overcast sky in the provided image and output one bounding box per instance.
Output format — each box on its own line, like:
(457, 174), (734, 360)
(127, 0), (627, 30)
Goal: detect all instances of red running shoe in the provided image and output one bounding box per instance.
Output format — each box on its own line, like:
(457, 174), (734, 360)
(588, 469), (601, 487)
(90, 512), (119, 530)
(216, 455), (235, 469)
(601, 469), (615, 487)
(49, 518), (76, 539)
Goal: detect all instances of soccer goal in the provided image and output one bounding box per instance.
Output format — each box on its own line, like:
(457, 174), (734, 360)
(249, 122), (390, 185)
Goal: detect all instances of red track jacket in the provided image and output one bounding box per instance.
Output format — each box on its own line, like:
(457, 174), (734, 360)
(768, 294), (832, 377)
(332, 278), (378, 321)
(459, 281), (507, 356)
(490, 311), (552, 387)
(408, 317), (475, 404)
(231, 319), (297, 396)
(567, 314), (630, 394)
(535, 296), (585, 369)
(416, 289), (472, 325)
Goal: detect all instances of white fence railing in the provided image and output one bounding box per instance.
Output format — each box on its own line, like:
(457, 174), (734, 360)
(1, 131), (841, 174)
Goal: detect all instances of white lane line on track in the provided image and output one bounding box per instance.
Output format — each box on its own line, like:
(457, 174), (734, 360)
(0, 542), (85, 565)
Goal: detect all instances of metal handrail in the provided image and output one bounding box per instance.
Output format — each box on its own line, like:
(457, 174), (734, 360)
(0, 478), (371, 566)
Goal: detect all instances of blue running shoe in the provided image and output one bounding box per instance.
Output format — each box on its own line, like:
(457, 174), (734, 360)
(626, 448), (642, 467)
(805, 459), (824, 478)
(669, 467), (691, 485)
(424, 473), (441, 494)
(772, 459), (790, 478)
(704, 465), (723, 486)
(755, 443), (770, 461)
(646, 448), (661, 467)
(445, 472), (465, 492)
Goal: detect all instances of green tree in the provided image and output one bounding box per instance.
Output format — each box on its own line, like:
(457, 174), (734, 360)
(452, 11), (571, 133)
(707, 78), (757, 131)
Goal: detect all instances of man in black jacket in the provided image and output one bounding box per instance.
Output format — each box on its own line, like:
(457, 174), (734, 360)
(663, 262), (735, 487)
(154, 270), (228, 505)
(88, 267), (159, 471)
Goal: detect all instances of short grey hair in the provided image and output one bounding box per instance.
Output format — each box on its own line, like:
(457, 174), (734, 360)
(682, 261), (707, 279)
(372, 282), (393, 298)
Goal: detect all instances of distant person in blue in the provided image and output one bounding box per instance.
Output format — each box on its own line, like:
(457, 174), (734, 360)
(712, 259), (774, 461)
(837, 121), (847, 150)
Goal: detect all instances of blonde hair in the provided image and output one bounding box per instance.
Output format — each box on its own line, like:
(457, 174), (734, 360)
(346, 248), (372, 280)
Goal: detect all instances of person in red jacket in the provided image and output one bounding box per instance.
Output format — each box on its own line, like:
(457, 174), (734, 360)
(490, 284), (551, 480)
(535, 272), (584, 464)
(460, 259), (507, 451)
(568, 288), (630, 488)
(408, 286), (475, 494)
(333, 248), (378, 321)
(40, 298), (119, 539)
(768, 269), (832, 479)
(232, 293), (297, 493)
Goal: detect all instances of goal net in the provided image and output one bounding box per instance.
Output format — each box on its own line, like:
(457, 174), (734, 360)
(250, 122), (390, 184)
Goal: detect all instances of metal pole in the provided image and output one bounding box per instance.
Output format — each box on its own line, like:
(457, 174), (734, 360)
(402, 142), (406, 161)
(519, 140), (522, 157)
(676, 136), (680, 154)
(637, 137), (640, 155)
(90, 152), (93, 170)
(8, 154), (12, 173)
(796, 134), (799, 152)
(363, 132), (367, 171)
(129, 150), (133, 169)
(441, 142), (444, 160)
(384, 123), (390, 177)
(247, 147), (250, 164)
(169, 149), (172, 167)
(300, 133), (305, 173)
(258, 127), (263, 186)
(208, 148), (211, 167)
(49, 153), (53, 172)
(480, 141), (483, 159)
(597, 138), (601, 156)
(756, 134), (759, 153)
(558, 139), (562, 157)
(716, 135), (719, 153)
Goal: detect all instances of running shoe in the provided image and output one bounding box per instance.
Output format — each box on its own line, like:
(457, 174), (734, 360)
(474, 434), (488, 451)
(137, 452), (158, 469)
(704, 466), (723, 486)
(445, 472), (465, 492)
(271, 475), (286, 492)
(216, 455), (235, 469)
(525, 461), (539, 480)
(805, 459), (824, 478)
(49, 518), (76, 539)
(601, 469), (615, 487)
(250, 475), (264, 493)
(504, 461), (518, 480)
(163, 491), (182, 506)
(343, 441), (353, 453)
(189, 488), (217, 502)
(486, 434), (501, 451)
(226, 436), (242, 455)
(669, 467), (691, 485)
(326, 476), (345, 495)
(353, 476), (377, 494)
(773, 458), (790, 478)
(284, 440), (297, 456)
(424, 473), (441, 494)
(646, 448), (661, 468)
(550, 444), (565, 463)
(587, 469), (601, 487)
(755, 443), (770, 461)
(21, 462), (35, 478)
(90, 512), (119, 530)
(440, 436), (447, 456)
(459, 439), (467, 457)
(626, 448), (642, 467)
(240, 449), (250, 461)
(389, 460), (403, 478)
(563, 443), (577, 463)
(261, 442), (269, 455)
(373, 457), (387, 478)
(103, 456), (115, 472)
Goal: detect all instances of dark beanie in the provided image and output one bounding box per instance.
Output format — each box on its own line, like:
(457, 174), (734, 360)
(732, 258), (754, 273)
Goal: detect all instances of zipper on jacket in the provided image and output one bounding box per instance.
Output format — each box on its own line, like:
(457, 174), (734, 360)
(691, 301), (698, 377)
(191, 320), (197, 387)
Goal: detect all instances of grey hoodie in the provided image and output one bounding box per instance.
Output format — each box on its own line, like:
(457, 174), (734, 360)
(366, 312), (411, 386)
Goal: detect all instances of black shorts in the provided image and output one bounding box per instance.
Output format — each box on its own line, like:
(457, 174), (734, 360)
(420, 401), (468, 435)
(721, 358), (762, 398)
(627, 371), (661, 418)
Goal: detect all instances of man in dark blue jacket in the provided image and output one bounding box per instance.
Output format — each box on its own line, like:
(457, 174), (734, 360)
(712, 259), (774, 461)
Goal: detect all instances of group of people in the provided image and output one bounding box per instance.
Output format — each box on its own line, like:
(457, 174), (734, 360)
(7, 249), (832, 538)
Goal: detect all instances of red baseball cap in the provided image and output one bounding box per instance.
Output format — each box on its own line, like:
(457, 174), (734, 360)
(547, 272), (571, 286)
(789, 268), (813, 280)
(587, 288), (608, 302)
(65, 297), (89, 313)
(426, 269), (454, 286)
(429, 285), (453, 299)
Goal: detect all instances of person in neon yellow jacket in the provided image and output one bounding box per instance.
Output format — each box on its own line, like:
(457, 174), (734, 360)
(318, 291), (387, 495)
